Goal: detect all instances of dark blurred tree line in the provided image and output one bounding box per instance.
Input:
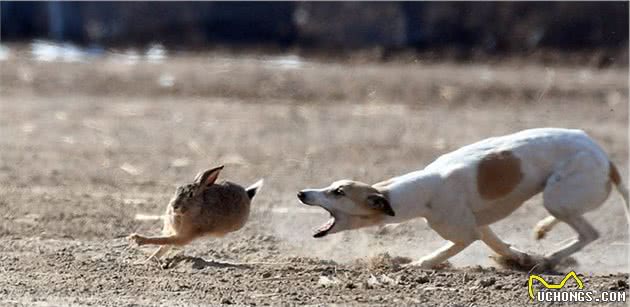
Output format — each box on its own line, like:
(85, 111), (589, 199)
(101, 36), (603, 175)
(1, 1), (627, 53)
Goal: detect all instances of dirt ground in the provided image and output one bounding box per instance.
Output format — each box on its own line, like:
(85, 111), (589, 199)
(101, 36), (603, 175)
(0, 50), (629, 306)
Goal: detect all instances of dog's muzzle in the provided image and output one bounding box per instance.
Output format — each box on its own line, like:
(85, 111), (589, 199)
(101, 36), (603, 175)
(297, 190), (336, 238)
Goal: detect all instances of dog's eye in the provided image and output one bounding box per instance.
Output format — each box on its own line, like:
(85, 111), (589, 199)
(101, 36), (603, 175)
(332, 188), (345, 196)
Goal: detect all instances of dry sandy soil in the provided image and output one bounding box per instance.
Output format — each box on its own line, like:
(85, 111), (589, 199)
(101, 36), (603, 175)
(0, 51), (628, 306)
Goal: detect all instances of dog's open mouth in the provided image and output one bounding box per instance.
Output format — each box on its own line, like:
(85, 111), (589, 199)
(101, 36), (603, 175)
(313, 213), (336, 238)
(298, 196), (336, 238)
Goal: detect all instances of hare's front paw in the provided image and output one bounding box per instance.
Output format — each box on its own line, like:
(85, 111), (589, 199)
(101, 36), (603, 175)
(128, 233), (147, 246)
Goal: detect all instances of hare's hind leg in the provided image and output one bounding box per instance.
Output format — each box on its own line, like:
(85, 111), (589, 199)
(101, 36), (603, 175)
(129, 233), (192, 264)
(129, 233), (192, 246)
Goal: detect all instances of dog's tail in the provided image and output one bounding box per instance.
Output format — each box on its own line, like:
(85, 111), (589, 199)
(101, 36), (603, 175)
(609, 161), (629, 216)
(246, 179), (264, 200)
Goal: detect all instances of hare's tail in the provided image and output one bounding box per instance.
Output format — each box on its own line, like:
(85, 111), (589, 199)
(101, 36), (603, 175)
(246, 179), (264, 200)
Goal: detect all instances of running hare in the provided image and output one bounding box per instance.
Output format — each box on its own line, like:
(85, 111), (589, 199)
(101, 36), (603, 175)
(129, 165), (263, 261)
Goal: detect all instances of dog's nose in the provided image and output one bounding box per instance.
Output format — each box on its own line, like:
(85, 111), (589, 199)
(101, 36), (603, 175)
(297, 191), (305, 200)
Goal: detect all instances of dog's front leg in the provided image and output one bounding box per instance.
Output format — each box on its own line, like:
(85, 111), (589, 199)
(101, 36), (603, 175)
(407, 241), (470, 269)
(478, 225), (541, 267)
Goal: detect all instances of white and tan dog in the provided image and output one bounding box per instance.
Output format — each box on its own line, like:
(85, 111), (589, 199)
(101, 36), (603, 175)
(297, 128), (628, 269)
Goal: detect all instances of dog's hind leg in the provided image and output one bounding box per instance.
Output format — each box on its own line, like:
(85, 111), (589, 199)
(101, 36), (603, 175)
(479, 225), (538, 267)
(543, 215), (599, 267)
(541, 152), (609, 266)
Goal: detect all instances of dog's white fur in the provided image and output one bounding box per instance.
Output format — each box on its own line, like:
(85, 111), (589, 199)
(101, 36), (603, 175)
(298, 128), (629, 269)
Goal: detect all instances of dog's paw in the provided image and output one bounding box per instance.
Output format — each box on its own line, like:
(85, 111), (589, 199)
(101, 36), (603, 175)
(128, 233), (147, 246)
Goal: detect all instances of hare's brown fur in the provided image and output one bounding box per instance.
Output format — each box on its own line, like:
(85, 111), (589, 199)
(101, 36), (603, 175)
(164, 181), (251, 239)
(129, 166), (262, 261)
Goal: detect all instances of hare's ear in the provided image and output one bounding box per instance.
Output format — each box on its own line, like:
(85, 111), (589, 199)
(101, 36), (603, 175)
(194, 165), (224, 188)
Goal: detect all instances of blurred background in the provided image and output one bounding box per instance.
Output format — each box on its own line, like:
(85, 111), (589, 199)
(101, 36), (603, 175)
(0, 2), (628, 305)
(1, 1), (628, 65)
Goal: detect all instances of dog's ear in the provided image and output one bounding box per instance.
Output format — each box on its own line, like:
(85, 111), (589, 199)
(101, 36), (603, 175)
(367, 194), (395, 216)
(194, 165), (224, 190)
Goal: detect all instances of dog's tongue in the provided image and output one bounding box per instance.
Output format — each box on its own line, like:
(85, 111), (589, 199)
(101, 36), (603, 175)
(313, 217), (335, 238)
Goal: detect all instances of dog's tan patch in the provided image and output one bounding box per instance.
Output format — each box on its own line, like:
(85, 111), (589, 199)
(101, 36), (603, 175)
(343, 182), (381, 210)
(609, 161), (621, 186)
(336, 181), (393, 216)
(477, 150), (523, 200)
